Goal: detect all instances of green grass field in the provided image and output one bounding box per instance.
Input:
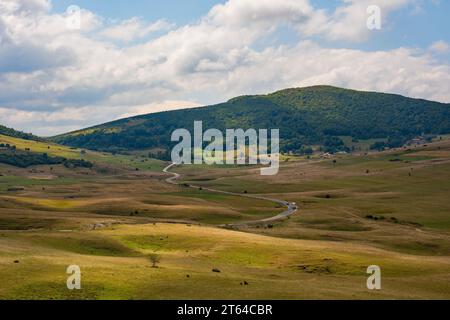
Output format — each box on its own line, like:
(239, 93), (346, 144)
(1, 224), (449, 299)
(1, 136), (450, 299)
(0, 134), (166, 171)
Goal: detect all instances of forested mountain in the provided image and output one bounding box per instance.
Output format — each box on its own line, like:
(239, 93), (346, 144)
(52, 86), (450, 155)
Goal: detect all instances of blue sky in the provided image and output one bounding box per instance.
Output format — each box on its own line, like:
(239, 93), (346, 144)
(49, 0), (450, 52)
(0, 0), (449, 135)
(51, 0), (226, 25)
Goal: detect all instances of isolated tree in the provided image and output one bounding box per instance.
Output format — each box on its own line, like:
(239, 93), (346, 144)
(149, 254), (161, 268)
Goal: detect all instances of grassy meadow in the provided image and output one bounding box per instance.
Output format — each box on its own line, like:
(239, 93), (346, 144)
(0, 135), (449, 299)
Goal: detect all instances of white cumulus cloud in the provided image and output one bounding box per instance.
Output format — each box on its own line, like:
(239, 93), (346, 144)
(0, 0), (448, 136)
(100, 18), (174, 42)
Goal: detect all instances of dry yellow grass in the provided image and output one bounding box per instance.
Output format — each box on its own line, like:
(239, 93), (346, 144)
(1, 137), (450, 299)
(0, 223), (449, 299)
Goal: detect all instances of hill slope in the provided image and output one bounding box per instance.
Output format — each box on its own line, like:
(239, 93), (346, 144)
(53, 86), (450, 155)
(0, 125), (40, 141)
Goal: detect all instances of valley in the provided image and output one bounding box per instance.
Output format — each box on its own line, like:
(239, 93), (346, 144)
(1, 132), (449, 299)
(1, 0), (450, 305)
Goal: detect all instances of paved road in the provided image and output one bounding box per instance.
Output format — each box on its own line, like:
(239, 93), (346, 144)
(163, 163), (298, 228)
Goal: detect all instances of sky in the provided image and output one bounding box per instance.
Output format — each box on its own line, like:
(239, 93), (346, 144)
(0, 0), (449, 136)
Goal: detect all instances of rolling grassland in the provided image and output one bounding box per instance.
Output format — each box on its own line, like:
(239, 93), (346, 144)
(0, 136), (449, 299)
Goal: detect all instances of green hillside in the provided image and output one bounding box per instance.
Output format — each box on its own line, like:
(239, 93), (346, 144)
(0, 124), (40, 141)
(53, 86), (450, 155)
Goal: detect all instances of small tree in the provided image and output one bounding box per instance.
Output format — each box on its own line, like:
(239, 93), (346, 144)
(149, 254), (161, 268)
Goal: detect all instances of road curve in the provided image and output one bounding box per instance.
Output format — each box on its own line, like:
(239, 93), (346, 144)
(162, 163), (298, 228)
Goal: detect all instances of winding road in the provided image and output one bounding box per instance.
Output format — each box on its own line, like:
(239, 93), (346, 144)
(163, 163), (298, 228)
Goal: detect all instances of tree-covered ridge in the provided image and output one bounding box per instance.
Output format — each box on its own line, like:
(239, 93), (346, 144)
(0, 143), (93, 168)
(52, 86), (450, 155)
(0, 125), (41, 141)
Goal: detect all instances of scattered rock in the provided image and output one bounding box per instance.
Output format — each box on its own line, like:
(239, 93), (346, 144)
(88, 223), (109, 230)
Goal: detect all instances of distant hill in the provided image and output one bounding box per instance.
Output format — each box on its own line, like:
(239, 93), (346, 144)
(52, 86), (450, 156)
(0, 145), (92, 168)
(0, 124), (41, 141)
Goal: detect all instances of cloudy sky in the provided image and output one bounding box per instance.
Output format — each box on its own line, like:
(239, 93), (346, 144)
(0, 0), (449, 136)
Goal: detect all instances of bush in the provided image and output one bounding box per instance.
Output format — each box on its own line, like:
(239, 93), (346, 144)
(149, 254), (161, 268)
